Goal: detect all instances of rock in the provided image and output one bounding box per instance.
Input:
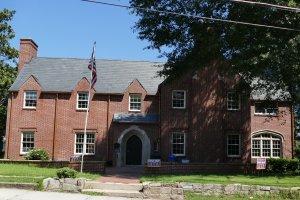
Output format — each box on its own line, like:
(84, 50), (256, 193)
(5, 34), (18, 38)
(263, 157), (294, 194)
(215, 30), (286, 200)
(224, 184), (241, 195)
(291, 187), (300, 191)
(76, 178), (86, 188)
(61, 183), (79, 193)
(149, 182), (161, 187)
(42, 178), (60, 190)
(259, 186), (271, 191)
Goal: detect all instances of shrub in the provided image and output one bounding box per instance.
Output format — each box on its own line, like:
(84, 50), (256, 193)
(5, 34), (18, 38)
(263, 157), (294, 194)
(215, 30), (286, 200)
(25, 148), (49, 161)
(295, 145), (300, 159)
(267, 158), (300, 174)
(56, 167), (77, 179)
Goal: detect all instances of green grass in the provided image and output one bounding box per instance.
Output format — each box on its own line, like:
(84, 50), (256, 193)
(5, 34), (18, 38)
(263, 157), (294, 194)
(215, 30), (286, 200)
(0, 163), (100, 184)
(185, 191), (300, 200)
(141, 174), (300, 187)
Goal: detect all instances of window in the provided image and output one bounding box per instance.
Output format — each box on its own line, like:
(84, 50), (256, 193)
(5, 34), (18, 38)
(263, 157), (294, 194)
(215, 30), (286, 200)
(251, 133), (282, 158)
(75, 133), (95, 155)
(21, 132), (34, 154)
(172, 90), (186, 109)
(77, 92), (89, 110)
(23, 91), (37, 108)
(129, 94), (142, 111)
(227, 134), (241, 157)
(227, 91), (240, 110)
(254, 102), (278, 116)
(172, 132), (185, 156)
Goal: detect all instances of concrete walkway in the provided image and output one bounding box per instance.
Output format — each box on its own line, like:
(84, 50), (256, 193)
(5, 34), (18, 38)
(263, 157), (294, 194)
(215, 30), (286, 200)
(99, 166), (144, 184)
(0, 188), (136, 200)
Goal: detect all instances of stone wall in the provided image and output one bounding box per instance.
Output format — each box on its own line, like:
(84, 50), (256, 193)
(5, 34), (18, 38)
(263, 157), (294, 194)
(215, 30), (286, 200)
(142, 182), (300, 199)
(43, 178), (85, 193)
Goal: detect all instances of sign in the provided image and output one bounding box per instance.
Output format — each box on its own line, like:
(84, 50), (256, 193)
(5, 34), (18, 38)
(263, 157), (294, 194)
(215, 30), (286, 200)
(147, 159), (161, 167)
(256, 158), (267, 170)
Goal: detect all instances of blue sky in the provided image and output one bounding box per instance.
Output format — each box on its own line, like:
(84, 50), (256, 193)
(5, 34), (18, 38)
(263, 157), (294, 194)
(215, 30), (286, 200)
(1, 0), (165, 62)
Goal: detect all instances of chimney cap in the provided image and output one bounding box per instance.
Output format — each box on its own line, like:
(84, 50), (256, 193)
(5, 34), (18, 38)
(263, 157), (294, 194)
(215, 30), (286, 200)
(20, 38), (38, 48)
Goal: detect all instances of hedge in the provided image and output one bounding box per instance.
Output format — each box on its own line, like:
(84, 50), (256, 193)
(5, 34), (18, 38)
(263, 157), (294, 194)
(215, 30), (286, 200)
(267, 158), (300, 174)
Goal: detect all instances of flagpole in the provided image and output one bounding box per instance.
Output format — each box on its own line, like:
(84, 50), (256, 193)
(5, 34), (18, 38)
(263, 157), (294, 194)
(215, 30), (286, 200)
(80, 42), (96, 173)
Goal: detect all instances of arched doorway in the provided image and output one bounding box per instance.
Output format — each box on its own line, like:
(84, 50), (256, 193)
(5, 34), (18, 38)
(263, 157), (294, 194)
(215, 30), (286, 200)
(117, 125), (151, 167)
(126, 135), (142, 165)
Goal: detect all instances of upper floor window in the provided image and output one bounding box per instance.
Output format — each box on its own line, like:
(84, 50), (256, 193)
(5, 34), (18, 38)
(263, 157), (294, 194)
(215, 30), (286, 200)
(254, 102), (278, 116)
(23, 91), (37, 109)
(251, 133), (281, 158)
(75, 132), (95, 155)
(227, 91), (240, 111)
(77, 92), (89, 110)
(129, 94), (141, 111)
(21, 131), (34, 154)
(172, 132), (185, 156)
(172, 90), (186, 109)
(227, 134), (241, 157)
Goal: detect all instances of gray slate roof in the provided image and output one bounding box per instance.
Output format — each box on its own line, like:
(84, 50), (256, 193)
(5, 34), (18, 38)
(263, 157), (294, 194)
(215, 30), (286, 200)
(9, 57), (165, 95)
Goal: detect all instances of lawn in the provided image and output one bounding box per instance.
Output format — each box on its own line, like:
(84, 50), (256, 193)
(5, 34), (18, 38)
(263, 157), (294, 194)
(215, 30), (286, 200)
(0, 163), (100, 184)
(185, 191), (300, 200)
(141, 173), (300, 187)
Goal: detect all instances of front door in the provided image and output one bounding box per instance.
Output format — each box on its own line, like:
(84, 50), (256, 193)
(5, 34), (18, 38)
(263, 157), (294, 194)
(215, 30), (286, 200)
(126, 135), (142, 165)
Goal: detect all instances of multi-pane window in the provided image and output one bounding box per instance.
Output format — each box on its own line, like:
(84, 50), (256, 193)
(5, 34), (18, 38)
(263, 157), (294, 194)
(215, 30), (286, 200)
(227, 91), (240, 110)
(254, 102), (278, 115)
(77, 92), (89, 110)
(75, 133), (95, 155)
(227, 134), (241, 157)
(129, 94), (142, 111)
(172, 132), (185, 156)
(24, 91), (37, 108)
(21, 132), (34, 154)
(172, 90), (186, 109)
(251, 133), (281, 158)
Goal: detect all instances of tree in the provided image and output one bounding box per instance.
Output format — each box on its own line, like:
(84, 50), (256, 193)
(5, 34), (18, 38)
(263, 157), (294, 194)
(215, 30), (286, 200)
(130, 0), (300, 102)
(0, 9), (18, 139)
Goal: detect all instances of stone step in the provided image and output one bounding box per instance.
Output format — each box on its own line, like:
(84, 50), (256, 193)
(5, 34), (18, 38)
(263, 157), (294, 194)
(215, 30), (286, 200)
(84, 181), (143, 191)
(82, 189), (143, 198)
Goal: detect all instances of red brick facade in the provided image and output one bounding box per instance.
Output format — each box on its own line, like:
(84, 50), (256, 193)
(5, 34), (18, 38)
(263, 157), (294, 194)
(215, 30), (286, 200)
(5, 40), (294, 166)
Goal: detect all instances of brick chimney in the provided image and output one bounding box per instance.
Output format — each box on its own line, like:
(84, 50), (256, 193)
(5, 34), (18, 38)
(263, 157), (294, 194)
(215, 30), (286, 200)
(18, 38), (38, 72)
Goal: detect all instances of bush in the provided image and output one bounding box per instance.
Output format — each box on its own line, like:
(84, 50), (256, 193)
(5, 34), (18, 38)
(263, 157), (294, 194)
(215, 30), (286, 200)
(295, 145), (300, 159)
(25, 148), (49, 161)
(56, 167), (77, 179)
(267, 158), (300, 174)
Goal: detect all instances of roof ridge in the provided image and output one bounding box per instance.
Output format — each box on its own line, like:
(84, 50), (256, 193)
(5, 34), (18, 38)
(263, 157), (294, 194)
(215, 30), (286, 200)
(35, 57), (165, 64)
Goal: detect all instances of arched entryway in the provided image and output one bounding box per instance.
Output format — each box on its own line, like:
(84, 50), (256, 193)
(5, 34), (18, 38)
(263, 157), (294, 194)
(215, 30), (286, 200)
(126, 135), (142, 165)
(117, 125), (150, 167)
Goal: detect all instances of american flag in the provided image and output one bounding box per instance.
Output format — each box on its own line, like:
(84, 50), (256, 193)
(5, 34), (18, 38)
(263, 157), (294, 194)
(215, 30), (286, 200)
(88, 42), (97, 88)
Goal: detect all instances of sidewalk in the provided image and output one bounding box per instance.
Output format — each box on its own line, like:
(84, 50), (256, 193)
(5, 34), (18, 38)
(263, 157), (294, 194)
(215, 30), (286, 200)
(0, 188), (136, 200)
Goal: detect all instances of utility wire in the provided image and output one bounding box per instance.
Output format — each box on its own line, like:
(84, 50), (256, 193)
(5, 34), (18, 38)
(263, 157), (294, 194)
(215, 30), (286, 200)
(81, 0), (300, 32)
(229, 0), (300, 13)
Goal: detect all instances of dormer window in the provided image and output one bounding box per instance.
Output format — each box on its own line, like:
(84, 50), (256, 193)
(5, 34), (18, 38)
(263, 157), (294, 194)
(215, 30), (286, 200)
(129, 94), (141, 111)
(77, 92), (89, 110)
(23, 91), (37, 109)
(227, 91), (240, 111)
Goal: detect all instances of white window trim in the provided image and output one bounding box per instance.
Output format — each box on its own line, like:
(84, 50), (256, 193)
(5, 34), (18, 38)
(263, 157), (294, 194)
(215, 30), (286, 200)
(74, 133), (95, 156)
(172, 132), (186, 156)
(172, 90), (186, 109)
(23, 91), (37, 109)
(227, 134), (241, 157)
(76, 92), (89, 111)
(251, 132), (282, 158)
(128, 94), (142, 112)
(227, 91), (240, 111)
(20, 132), (34, 155)
(254, 102), (278, 116)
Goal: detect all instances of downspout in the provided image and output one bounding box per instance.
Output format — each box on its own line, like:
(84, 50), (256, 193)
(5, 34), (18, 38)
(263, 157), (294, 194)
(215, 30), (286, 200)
(52, 93), (58, 160)
(106, 94), (110, 160)
(5, 92), (13, 159)
(291, 104), (294, 158)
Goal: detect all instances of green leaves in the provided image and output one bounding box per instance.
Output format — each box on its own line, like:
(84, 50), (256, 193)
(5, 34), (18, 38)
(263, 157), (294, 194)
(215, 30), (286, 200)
(0, 9), (17, 136)
(130, 0), (300, 102)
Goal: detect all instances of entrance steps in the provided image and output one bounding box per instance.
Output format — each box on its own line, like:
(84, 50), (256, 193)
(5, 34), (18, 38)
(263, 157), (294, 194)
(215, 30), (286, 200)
(83, 182), (144, 198)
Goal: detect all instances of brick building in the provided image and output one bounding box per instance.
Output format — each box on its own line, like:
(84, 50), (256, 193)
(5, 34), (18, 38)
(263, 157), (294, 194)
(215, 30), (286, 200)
(4, 39), (294, 166)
